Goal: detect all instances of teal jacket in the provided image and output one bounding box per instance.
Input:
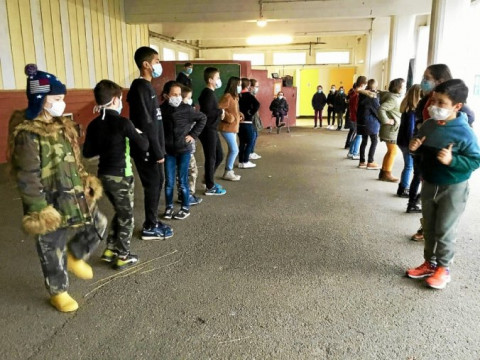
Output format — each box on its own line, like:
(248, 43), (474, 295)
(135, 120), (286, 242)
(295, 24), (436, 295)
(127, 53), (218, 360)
(414, 112), (480, 185)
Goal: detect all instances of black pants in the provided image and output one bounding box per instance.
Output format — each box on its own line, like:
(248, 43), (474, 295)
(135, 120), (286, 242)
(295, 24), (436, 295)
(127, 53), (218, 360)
(134, 159), (164, 229)
(273, 112), (284, 127)
(360, 134), (378, 163)
(345, 127), (356, 148)
(199, 128), (224, 189)
(327, 107), (335, 126)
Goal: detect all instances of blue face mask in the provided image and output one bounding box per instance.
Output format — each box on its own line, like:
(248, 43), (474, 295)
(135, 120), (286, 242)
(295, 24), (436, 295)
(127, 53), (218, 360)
(421, 79), (435, 93)
(152, 63), (163, 78)
(186, 67), (193, 75)
(339, 90), (344, 94)
(116, 100), (123, 114)
(317, 89), (323, 93)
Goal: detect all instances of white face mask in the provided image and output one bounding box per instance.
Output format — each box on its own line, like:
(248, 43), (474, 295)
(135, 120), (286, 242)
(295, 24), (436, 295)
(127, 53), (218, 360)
(237, 85), (242, 93)
(45, 100), (66, 117)
(168, 95), (183, 107)
(152, 63), (163, 78)
(185, 98), (193, 106)
(252, 87), (259, 95)
(215, 78), (222, 89)
(428, 105), (452, 121)
(278, 95), (284, 100)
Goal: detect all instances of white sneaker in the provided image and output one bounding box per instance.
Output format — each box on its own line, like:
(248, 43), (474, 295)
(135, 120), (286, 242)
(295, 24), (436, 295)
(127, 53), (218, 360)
(249, 153), (261, 160)
(241, 161), (256, 169)
(238, 163), (244, 168)
(352, 155), (360, 160)
(346, 153), (353, 159)
(223, 170), (241, 181)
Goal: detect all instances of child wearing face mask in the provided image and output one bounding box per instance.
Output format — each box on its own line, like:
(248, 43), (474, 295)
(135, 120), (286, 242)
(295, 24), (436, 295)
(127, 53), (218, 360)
(249, 78), (262, 160)
(406, 79), (480, 290)
(333, 86), (348, 130)
(7, 64), (107, 312)
(326, 85), (337, 129)
(311, 85), (327, 128)
(127, 46), (173, 240)
(176, 62), (193, 88)
(161, 83), (206, 220)
(269, 91), (288, 131)
(83, 80), (149, 270)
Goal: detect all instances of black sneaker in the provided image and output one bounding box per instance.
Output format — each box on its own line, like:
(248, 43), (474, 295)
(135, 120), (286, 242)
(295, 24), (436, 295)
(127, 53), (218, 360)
(113, 253), (138, 270)
(174, 208), (190, 220)
(406, 204), (422, 213)
(189, 195), (203, 205)
(163, 207), (174, 219)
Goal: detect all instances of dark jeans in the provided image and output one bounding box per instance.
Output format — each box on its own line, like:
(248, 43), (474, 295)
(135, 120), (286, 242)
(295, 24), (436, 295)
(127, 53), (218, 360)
(360, 134), (378, 163)
(314, 108), (324, 127)
(134, 159), (164, 229)
(345, 126), (355, 148)
(327, 107), (335, 126)
(273, 112), (284, 127)
(165, 152), (191, 209)
(238, 123), (255, 163)
(199, 127), (224, 189)
(252, 129), (258, 152)
(408, 157), (422, 206)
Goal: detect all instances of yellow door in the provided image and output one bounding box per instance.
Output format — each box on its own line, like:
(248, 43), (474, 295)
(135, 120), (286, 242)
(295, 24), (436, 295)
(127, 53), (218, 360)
(329, 67), (356, 91)
(299, 69), (319, 116)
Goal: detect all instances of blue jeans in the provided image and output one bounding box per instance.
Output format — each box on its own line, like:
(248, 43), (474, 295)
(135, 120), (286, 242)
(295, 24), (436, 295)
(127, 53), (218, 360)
(252, 130), (258, 152)
(238, 123), (255, 163)
(165, 152), (191, 209)
(399, 146), (413, 189)
(349, 124), (362, 155)
(220, 131), (239, 171)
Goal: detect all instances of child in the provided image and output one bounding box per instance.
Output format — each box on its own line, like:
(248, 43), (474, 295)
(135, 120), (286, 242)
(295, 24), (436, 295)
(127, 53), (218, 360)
(333, 86), (348, 130)
(326, 85), (336, 129)
(311, 85), (327, 128)
(83, 80), (149, 270)
(249, 78), (262, 160)
(177, 85), (203, 205)
(127, 46), (173, 240)
(218, 76), (243, 180)
(269, 91), (288, 130)
(198, 67), (226, 195)
(238, 77), (260, 167)
(161, 83), (206, 219)
(8, 64), (107, 312)
(406, 79), (480, 289)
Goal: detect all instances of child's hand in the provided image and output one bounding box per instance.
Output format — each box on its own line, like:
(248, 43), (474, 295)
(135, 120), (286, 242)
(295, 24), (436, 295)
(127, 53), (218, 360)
(437, 143), (454, 165)
(185, 135), (194, 144)
(409, 136), (426, 151)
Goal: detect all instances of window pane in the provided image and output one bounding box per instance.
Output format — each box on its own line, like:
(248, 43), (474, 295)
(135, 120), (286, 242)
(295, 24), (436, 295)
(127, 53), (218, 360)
(178, 51), (189, 61)
(273, 52), (306, 65)
(163, 47), (175, 61)
(232, 53), (265, 66)
(315, 51), (350, 64)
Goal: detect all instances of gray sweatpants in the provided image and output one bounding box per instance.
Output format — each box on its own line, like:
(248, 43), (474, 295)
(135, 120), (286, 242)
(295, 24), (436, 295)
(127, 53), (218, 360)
(421, 180), (469, 267)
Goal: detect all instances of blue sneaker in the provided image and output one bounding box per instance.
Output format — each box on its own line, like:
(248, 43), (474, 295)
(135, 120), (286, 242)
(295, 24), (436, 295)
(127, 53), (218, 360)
(205, 184), (226, 196)
(141, 222), (174, 240)
(177, 194), (203, 206)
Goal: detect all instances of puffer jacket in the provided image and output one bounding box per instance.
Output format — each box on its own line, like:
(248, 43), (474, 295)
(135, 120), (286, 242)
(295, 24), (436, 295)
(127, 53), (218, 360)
(161, 102), (207, 155)
(357, 90), (380, 136)
(218, 93), (242, 133)
(378, 92), (402, 142)
(8, 110), (102, 235)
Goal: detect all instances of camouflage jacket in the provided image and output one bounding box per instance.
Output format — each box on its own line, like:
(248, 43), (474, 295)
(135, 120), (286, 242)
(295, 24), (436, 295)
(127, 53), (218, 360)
(8, 110), (102, 234)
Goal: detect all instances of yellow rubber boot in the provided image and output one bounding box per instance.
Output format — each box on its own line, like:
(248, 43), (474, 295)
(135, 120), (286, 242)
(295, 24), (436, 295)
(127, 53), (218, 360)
(67, 252), (93, 280)
(50, 292), (79, 312)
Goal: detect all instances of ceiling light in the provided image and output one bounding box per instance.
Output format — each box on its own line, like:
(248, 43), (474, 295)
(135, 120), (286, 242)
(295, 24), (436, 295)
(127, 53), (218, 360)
(247, 35), (293, 46)
(257, 18), (267, 27)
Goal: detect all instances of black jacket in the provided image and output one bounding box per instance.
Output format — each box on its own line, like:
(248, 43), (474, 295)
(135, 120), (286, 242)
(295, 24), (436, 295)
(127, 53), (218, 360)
(198, 87), (223, 130)
(161, 102), (207, 155)
(83, 109), (149, 176)
(127, 78), (165, 162)
(176, 72), (192, 88)
(269, 97), (288, 115)
(333, 92), (347, 113)
(327, 91), (336, 106)
(357, 92), (380, 136)
(311, 92), (327, 110)
(239, 91), (260, 121)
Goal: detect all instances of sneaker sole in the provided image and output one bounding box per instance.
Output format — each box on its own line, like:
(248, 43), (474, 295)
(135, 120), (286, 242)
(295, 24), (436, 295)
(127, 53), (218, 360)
(426, 277), (451, 289)
(101, 257), (115, 263)
(204, 192), (227, 196)
(163, 215), (173, 220)
(141, 233), (174, 240)
(174, 213), (190, 220)
(406, 272), (434, 279)
(113, 261), (139, 270)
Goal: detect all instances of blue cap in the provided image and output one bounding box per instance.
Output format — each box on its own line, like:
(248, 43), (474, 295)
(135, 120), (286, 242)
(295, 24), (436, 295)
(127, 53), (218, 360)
(25, 64), (67, 120)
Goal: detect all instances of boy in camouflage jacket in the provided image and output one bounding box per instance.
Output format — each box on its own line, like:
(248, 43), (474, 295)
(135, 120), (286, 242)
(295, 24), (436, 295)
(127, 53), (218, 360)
(7, 64), (107, 312)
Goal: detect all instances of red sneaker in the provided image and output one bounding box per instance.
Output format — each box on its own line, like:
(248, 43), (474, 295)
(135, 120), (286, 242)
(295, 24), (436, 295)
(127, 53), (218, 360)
(406, 261), (436, 279)
(425, 266), (451, 289)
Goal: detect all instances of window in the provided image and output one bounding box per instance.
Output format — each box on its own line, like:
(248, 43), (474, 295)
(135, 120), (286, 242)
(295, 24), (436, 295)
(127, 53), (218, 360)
(178, 51), (189, 61)
(273, 52), (306, 65)
(232, 53), (265, 66)
(163, 47), (175, 61)
(149, 44), (160, 53)
(315, 51), (350, 64)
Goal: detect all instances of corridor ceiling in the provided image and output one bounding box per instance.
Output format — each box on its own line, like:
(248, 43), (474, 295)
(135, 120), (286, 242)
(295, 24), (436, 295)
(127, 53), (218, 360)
(125, 0), (432, 44)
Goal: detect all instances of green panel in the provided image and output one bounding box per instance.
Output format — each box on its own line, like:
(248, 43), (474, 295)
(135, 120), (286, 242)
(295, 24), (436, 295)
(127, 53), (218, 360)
(299, 69), (319, 116)
(175, 63), (241, 104)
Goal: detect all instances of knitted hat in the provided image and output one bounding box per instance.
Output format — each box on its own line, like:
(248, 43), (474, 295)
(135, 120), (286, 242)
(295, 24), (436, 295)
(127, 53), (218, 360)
(25, 64), (67, 120)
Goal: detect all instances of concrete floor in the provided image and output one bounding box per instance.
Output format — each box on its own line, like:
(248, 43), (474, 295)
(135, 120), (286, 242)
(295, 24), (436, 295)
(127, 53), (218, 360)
(1, 121), (480, 360)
